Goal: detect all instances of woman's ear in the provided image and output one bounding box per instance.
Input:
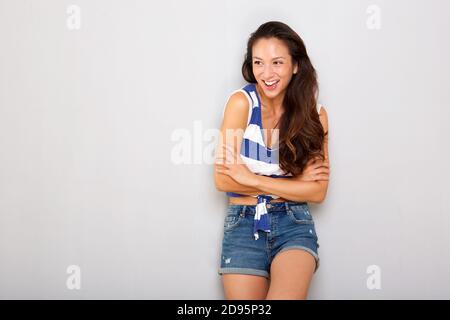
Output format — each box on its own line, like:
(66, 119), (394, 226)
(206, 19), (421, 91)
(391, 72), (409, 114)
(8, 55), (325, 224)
(293, 62), (299, 74)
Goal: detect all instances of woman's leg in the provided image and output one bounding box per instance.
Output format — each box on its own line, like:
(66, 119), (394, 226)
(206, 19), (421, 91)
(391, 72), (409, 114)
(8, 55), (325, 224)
(222, 274), (269, 300)
(265, 249), (316, 300)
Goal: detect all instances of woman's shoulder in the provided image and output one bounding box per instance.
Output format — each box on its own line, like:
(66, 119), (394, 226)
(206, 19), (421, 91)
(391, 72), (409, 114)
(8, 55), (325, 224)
(224, 90), (249, 111)
(222, 85), (253, 119)
(228, 84), (253, 101)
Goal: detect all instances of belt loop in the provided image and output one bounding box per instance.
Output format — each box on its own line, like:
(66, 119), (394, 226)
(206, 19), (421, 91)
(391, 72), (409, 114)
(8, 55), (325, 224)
(284, 202), (290, 212)
(241, 205), (247, 217)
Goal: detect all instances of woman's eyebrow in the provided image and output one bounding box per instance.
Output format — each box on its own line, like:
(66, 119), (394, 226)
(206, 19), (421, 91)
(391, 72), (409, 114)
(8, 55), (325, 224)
(253, 56), (286, 60)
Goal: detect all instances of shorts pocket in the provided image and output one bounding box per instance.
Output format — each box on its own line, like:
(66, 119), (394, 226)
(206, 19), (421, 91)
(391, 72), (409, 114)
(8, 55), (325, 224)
(287, 204), (314, 225)
(223, 208), (244, 231)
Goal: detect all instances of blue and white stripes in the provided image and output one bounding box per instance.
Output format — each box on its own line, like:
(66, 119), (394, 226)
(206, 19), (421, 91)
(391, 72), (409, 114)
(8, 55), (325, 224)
(223, 83), (322, 240)
(253, 195), (272, 240)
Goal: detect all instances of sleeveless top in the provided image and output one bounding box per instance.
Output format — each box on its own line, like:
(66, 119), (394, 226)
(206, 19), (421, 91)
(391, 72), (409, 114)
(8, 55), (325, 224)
(221, 83), (322, 240)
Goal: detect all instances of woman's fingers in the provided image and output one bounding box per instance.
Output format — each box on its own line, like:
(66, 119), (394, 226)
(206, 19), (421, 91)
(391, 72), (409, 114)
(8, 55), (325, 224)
(223, 144), (247, 164)
(315, 160), (330, 169)
(215, 161), (230, 172)
(215, 167), (229, 175)
(315, 168), (330, 176)
(223, 144), (236, 155)
(218, 144), (233, 163)
(222, 144), (242, 164)
(215, 145), (235, 165)
(311, 162), (329, 171)
(302, 157), (331, 182)
(215, 160), (229, 168)
(307, 157), (329, 166)
(215, 152), (228, 164)
(310, 166), (330, 179)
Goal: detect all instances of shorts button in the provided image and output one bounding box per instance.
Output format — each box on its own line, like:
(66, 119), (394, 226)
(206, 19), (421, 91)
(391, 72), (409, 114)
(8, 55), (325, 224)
(266, 204), (272, 208)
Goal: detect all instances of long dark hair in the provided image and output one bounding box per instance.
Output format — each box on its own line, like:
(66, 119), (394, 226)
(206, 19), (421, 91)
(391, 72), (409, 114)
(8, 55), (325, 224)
(241, 21), (327, 176)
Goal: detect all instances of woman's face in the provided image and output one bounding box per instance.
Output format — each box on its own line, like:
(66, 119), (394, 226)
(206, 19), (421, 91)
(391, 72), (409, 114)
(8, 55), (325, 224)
(252, 37), (298, 99)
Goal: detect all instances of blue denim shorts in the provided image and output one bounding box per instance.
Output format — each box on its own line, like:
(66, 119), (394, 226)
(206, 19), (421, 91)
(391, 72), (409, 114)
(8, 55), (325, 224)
(218, 201), (320, 279)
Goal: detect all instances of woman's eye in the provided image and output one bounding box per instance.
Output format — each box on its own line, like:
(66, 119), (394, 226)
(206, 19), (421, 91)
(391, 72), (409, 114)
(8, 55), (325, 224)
(274, 61), (283, 65)
(254, 61), (261, 65)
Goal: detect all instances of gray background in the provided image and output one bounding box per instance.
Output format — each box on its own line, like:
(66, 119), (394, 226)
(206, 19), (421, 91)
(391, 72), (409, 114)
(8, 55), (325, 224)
(0, 0), (449, 299)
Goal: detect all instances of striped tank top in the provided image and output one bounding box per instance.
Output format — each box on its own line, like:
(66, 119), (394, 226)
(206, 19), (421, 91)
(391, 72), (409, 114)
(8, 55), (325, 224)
(222, 83), (322, 240)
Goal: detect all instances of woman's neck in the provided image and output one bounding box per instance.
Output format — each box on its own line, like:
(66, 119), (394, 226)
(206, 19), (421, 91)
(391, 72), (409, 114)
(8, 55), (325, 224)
(255, 83), (285, 116)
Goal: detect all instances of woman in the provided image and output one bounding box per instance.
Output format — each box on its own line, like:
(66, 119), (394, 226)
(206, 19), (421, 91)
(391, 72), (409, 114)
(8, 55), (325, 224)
(214, 21), (330, 300)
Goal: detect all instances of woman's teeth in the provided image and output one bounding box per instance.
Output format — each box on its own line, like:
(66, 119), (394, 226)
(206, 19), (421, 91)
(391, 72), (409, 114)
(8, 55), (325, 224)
(263, 80), (279, 89)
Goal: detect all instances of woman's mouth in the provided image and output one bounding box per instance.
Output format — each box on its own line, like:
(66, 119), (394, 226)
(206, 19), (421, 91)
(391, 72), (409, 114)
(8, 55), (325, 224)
(262, 79), (280, 91)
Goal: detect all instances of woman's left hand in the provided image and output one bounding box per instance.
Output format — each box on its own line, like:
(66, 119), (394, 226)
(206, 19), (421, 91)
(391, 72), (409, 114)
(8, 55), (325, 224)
(215, 144), (259, 187)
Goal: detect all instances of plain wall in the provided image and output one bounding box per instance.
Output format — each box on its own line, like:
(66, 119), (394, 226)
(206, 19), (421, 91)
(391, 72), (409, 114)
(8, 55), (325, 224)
(0, 0), (449, 299)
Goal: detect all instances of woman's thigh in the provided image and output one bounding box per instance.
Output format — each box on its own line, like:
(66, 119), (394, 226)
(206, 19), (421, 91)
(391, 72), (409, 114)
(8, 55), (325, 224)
(266, 249), (315, 300)
(222, 274), (269, 300)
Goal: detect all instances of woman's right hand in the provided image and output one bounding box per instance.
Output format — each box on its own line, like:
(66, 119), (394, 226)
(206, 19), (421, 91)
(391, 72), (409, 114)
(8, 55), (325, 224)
(295, 156), (330, 182)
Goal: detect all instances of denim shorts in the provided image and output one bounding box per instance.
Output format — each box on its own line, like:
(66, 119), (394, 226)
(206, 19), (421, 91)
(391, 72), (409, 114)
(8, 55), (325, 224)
(218, 201), (320, 279)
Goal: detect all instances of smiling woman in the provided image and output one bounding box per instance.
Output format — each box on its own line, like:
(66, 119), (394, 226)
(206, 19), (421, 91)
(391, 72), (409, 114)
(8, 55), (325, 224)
(214, 21), (330, 300)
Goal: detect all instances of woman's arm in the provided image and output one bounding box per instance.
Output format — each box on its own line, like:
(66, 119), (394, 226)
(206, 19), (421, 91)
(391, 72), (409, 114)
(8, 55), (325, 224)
(253, 107), (330, 203)
(214, 91), (254, 193)
(217, 106), (330, 203)
(214, 174), (264, 196)
(252, 177), (324, 203)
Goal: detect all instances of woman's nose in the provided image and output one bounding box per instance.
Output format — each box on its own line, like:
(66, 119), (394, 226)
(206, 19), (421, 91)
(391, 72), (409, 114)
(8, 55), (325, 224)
(262, 64), (275, 77)
(262, 63), (274, 79)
